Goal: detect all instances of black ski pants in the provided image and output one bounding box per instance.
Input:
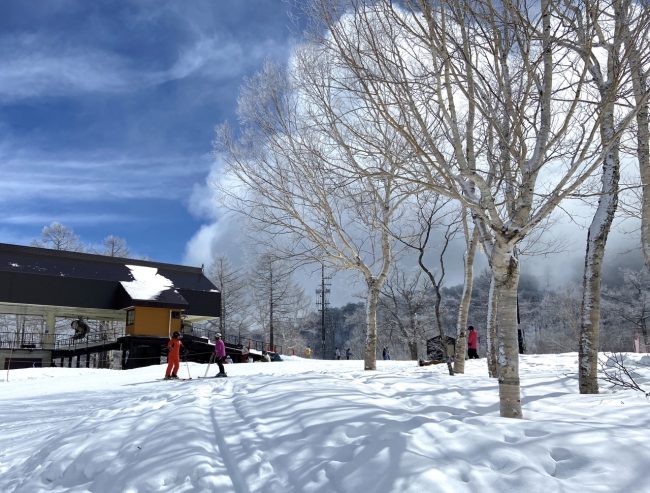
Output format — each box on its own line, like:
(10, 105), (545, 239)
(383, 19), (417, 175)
(216, 356), (226, 374)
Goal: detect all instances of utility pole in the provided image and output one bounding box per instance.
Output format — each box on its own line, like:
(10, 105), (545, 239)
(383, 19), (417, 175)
(316, 264), (331, 359)
(219, 258), (225, 336)
(269, 259), (274, 350)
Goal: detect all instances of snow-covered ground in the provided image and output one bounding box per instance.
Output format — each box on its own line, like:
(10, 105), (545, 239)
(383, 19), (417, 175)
(1, 354), (649, 493)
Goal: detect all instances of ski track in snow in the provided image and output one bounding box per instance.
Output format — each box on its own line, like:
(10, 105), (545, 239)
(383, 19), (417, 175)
(2, 384), (234, 492)
(1, 355), (650, 492)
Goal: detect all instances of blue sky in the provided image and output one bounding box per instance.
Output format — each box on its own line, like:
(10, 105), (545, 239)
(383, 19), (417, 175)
(0, 0), (301, 265)
(0, 0), (639, 305)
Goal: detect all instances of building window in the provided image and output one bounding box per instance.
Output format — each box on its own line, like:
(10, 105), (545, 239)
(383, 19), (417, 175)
(126, 310), (135, 326)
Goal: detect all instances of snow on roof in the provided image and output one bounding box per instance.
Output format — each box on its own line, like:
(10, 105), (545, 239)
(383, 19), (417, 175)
(120, 264), (175, 301)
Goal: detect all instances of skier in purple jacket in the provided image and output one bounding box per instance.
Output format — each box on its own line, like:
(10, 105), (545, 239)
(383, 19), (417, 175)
(214, 333), (227, 377)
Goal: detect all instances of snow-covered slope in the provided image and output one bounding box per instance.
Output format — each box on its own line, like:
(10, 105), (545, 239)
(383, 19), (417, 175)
(1, 354), (649, 492)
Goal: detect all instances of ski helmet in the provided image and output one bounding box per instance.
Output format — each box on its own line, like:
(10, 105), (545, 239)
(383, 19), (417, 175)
(215, 333), (222, 339)
(172, 331), (180, 338)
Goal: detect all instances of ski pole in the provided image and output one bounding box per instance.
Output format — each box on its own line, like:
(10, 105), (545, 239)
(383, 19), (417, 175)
(203, 353), (214, 378)
(184, 355), (192, 380)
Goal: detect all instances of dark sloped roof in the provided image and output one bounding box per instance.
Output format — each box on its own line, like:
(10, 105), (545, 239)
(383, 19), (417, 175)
(0, 243), (220, 316)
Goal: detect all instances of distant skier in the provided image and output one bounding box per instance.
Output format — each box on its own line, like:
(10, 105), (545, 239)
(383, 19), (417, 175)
(346, 348), (351, 360)
(165, 331), (183, 380)
(382, 347), (386, 360)
(385, 347), (390, 360)
(214, 333), (227, 377)
(467, 326), (479, 359)
(335, 347), (341, 360)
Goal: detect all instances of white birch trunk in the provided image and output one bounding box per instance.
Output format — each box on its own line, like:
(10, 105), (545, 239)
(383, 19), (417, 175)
(364, 199), (393, 371)
(579, 148), (619, 394)
(408, 312), (419, 361)
(453, 227), (478, 373)
(492, 242), (522, 419)
(625, 34), (650, 269)
(615, 4), (650, 270)
(486, 275), (499, 378)
(364, 278), (381, 371)
(639, 108), (650, 271)
(578, 13), (622, 391)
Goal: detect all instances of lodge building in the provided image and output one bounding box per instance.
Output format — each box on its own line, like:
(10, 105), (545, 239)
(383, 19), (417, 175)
(0, 242), (230, 369)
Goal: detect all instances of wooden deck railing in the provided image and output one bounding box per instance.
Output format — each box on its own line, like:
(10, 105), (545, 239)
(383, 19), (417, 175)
(1, 328), (282, 355)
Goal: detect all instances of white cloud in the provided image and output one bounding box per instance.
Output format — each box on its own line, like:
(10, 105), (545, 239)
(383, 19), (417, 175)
(183, 223), (221, 267)
(0, 212), (137, 226)
(168, 38), (244, 81)
(182, 215), (254, 268)
(0, 31), (291, 102)
(184, 154), (256, 266)
(0, 148), (212, 204)
(187, 158), (230, 220)
(0, 35), (141, 99)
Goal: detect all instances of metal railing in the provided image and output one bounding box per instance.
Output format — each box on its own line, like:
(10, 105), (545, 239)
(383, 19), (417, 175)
(0, 331), (44, 349)
(1, 328), (283, 355)
(187, 327), (282, 354)
(0, 329), (125, 350)
(54, 327), (124, 350)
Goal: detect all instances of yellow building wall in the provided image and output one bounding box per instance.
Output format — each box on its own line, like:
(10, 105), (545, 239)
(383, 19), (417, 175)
(125, 307), (183, 337)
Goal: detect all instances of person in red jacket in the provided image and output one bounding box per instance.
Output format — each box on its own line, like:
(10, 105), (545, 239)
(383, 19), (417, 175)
(165, 331), (183, 379)
(214, 333), (227, 377)
(467, 326), (479, 359)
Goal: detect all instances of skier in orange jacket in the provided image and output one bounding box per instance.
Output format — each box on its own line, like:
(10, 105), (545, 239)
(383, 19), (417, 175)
(165, 331), (183, 379)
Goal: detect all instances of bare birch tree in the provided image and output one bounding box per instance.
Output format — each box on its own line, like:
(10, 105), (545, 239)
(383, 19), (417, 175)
(250, 252), (310, 351)
(307, 0), (646, 417)
(101, 235), (130, 257)
(393, 192), (459, 374)
(619, 3), (650, 269)
(215, 59), (409, 370)
(602, 267), (650, 349)
(549, 0), (650, 393)
(380, 269), (429, 360)
(32, 222), (84, 252)
(207, 256), (250, 339)
(455, 209), (480, 374)
(576, 2), (622, 394)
